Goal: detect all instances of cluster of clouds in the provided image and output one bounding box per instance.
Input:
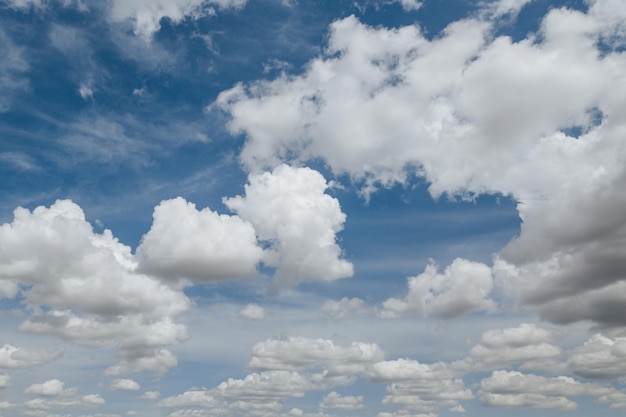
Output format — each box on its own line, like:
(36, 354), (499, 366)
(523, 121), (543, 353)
(215, 0), (626, 330)
(2, 0), (626, 414)
(157, 323), (626, 416)
(0, 164), (353, 379)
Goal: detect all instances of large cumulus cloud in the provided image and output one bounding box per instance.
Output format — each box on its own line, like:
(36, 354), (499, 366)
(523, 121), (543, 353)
(215, 0), (626, 328)
(0, 200), (190, 375)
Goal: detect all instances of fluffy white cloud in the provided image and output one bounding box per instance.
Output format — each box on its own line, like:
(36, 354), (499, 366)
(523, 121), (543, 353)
(0, 374), (9, 388)
(464, 323), (562, 369)
(568, 334), (626, 379)
(249, 336), (384, 374)
(109, 379), (141, 391)
(224, 165), (353, 289)
(136, 197), (263, 282)
(158, 390), (218, 408)
(238, 303), (266, 320)
(0, 200), (190, 375)
(107, 0), (247, 39)
(24, 379), (70, 397)
(382, 258), (495, 318)
(478, 370), (614, 410)
(0, 344), (62, 369)
(366, 359), (457, 383)
(319, 391), (364, 410)
(23, 379), (105, 410)
(383, 379), (473, 413)
(321, 297), (367, 319)
(140, 391), (161, 401)
(216, 0), (626, 329)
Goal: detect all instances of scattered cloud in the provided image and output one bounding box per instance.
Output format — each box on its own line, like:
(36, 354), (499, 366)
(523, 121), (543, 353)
(239, 303), (265, 320)
(109, 379), (141, 391)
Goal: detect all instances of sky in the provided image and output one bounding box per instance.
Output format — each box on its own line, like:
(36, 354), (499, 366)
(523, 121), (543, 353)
(1, 0), (626, 416)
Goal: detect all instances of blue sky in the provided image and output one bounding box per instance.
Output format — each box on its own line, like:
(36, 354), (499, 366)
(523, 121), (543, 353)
(1, 0), (626, 416)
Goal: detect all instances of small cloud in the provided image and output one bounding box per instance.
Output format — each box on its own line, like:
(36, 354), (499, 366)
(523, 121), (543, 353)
(321, 297), (367, 319)
(78, 82), (94, 100)
(140, 390), (160, 400)
(239, 303), (265, 321)
(110, 379), (141, 391)
(132, 87), (147, 97)
(397, 0), (422, 11)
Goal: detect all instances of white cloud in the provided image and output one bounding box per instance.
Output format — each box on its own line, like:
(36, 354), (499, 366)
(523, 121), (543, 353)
(486, 0), (533, 18)
(0, 200), (190, 375)
(136, 197), (263, 282)
(78, 82), (94, 100)
(0, 400), (15, 409)
(107, 0), (247, 40)
(1, 0), (46, 10)
(215, 2), (626, 329)
(0, 344), (62, 369)
(568, 334), (626, 379)
(239, 303), (265, 320)
(319, 391), (364, 410)
(464, 323), (562, 369)
(366, 359), (457, 383)
(249, 336), (384, 374)
(109, 379), (141, 391)
(23, 379), (105, 410)
(224, 164), (353, 290)
(478, 370), (614, 410)
(140, 390), (161, 400)
(382, 258), (495, 318)
(321, 297), (367, 319)
(395, 0), (421, 11)
(24, 379), (69, 397)
(382, 378), (473, 413)
(158, 390), (218, 408)
(0, 374), (9, 388)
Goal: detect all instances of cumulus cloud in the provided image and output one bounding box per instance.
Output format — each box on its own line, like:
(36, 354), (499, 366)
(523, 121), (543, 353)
(238, 303), (265, 320)
(140, 391), (161, 400)
(0, 200), (190, 375)
(463, 323), (562, 370)
(23, 379), (105, 410)
(382, 258), (495, 318)
(321, 297), (367, 319)
(224, 164), (353, 290)
(249, 336), (384, 374)
(158, 370), (349, 413)
(478, 370), (614, 410)
(319, 391), (364, 410)
(109, 379), (141, 391)
(0, 344), (62, 369)
(24, 379), (70, 397)
(215, 0), (626, 328)
(382, 379), (473, 412)
(568, 334), (626, 379)
(136, 197), (263, 282)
